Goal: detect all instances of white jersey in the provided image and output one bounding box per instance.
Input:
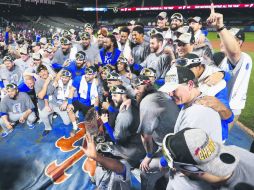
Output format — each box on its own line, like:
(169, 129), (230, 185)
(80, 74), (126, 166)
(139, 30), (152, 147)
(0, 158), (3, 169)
(219, 52), (252, 115)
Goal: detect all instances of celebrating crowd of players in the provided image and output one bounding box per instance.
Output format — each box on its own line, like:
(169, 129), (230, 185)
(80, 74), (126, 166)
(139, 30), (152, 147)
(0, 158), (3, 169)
(0, 5), (254, 190)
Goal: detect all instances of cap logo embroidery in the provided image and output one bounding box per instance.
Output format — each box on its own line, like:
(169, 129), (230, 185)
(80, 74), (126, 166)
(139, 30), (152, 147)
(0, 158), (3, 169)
(166, 74), (177, 83)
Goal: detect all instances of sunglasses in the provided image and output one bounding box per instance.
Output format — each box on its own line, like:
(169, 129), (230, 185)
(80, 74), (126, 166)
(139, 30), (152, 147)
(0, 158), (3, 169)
(6, 83), (17, 90)
(60, 38), (70, 45)
(162, 134), (204, 174)
(62, 70), (72, 77)
(81, 33), (90, 40)
(110, 86), (126, 94)
(141, 68), (156, 77)
(175, 57), (203, 67)
(3, 56), (13, 62)
(76, 53), (86, 61)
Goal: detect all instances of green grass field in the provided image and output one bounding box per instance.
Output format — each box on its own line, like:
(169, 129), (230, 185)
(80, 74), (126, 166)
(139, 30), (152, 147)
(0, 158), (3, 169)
(207, 32), (254, 131)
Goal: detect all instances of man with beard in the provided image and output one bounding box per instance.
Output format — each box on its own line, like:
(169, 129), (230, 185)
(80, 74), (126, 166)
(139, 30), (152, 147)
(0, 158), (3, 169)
(0, 83), (37, 138)
(67, 66), (100, 136)
(0, 55), (23, 86)
(35, 65), (70, 136)
(76, 32), (100, 65)
(100, 85), (146, 167)
(42, 43), (55, 66)
(138, 33), (172, 79)
(131, 26), (150, 66)
(14, 46), (33, 72)
(51, 36), (72, 71)
(99, 34), (121, 69)
(132, 75), (180, 190)
(64, 51), (87, 78)
(118, 27), (132, 61)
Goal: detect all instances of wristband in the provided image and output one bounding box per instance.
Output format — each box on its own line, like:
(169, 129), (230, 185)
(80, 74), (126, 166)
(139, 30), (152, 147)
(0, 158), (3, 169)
(94, 106), (99, 111)
(67, 98), (73, 104)
(160, 156), (168, 168)
(146, 153), (153, 158)
(217, 25), (226, 32)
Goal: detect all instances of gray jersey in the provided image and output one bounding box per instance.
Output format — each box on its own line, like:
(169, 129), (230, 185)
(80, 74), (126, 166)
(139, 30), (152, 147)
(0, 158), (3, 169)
(51, 48), (70, 65)
(0, 65), (23, 86)
(131, 41), (150, 64)
(14, 57), (33, 73)
(174, 103), (222, 143)
(141, 52), (172, 79)
(193, 44), (214, 63)
(111, 101), (146, 167)
(34, 78), (57, 110)
(76, 44), (100, 65)
(1, 92), (35, 114)
(138, 91), (180, 146)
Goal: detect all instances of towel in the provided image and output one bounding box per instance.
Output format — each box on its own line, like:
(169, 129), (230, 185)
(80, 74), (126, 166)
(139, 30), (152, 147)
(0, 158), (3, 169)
(57, 79), (72, 101)
(79, 76), (98, 105)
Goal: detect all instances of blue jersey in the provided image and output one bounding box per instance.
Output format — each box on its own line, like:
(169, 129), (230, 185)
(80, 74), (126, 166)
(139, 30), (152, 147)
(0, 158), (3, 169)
(72, 76), (92, 106)
(65, 61), (86, 78)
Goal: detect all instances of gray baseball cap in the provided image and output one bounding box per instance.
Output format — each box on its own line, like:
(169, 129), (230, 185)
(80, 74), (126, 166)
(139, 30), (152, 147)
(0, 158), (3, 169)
(163, 128), (239, 177)
(175, 33), (195, 44)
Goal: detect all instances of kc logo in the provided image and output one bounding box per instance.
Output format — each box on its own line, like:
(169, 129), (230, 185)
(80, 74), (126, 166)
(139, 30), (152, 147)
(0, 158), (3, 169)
(44, 122), (96, 184)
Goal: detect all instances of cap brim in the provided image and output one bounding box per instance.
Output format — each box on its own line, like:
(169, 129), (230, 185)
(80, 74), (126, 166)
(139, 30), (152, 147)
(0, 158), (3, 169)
(159, 83), (179, 93)
(175, 39), (189, 44)
(198, 143), (239, 177)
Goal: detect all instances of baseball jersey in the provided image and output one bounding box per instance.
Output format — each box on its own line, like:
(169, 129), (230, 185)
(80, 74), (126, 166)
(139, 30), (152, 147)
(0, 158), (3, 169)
(131, 41), (150, 64)
(1, 92), (35, 114)
(174, 103), (222, 143)
(76, 44), (100, 65)
(138, 91), (180, 147)
(0, 65), (23, 86)
(14, 57), (33, 73)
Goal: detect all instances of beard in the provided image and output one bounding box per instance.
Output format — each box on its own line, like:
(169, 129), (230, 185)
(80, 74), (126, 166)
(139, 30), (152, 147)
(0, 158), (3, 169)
(104, 44), (112, 51)
(113, 99), (123, 108)
(170, 24), (179, 31)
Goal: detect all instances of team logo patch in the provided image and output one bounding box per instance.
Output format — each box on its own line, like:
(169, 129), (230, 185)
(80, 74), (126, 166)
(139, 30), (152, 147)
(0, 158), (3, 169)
(194, 136), (216, 160)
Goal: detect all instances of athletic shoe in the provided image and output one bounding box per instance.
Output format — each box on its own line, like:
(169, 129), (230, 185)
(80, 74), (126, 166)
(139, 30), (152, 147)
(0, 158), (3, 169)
(42, 130), (50, 136)
(28, 124), (35, 130)
(1, 132), (8, 138)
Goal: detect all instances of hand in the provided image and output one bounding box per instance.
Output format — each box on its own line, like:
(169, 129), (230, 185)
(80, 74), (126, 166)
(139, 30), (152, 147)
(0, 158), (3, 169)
(60, 101), (68, 111)
(140, 156), (152, 172)
(120, 99), (131, 112)
(206, 3), (224, 29)
(101, 113), (108, 123)
(6, 122), (14, 130)
(80, 133), (98, 160)
(67, 104), (74, 112)
(45, 105), (52, 112)
(204, 72), (224, 86)
(19, 115), (27, 123)
(102, 101), (110, 110)
(195, 96), (223, 112)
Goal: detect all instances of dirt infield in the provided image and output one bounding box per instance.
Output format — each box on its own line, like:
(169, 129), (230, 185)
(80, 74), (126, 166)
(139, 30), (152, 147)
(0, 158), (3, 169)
(211, 40), (253, 52)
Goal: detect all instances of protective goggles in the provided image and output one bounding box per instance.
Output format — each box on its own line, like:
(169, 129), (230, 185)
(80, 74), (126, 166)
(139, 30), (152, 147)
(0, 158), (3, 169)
(162, 134), (204, 174)
(140, 68), (156, 77)
(86, 68), (96, 75)
(117, 57), (128, 65)
(6, 83), (18, 90)
(175, 57), (203, 67)
(84, 23), (93, 29)
(101, 65), (111, 73)
(60, 38), (71, 45)
(81, 32), (90, 40)
(96, 142), (113, 154)
(171, 13), (183, 21)
(3, 55), (13, 62)
(110, 86), (126, 94)
(61, 70), (72, 77)
(131, 77), (150, 88)
(75, 53), (87, 61)
(107, 73), (120, 81)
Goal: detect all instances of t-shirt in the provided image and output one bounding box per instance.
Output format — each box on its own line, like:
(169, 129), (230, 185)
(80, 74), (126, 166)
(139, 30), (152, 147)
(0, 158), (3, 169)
(51, 47), (70, 66)
(174, 103), (222, 143)
(0, 65), (23, 86)
(1, 92), (35, 114)
(64, 61), (86, 78)
(14, 57), (33, 73)
(76, 44), (100, 65)
(141, 51), (172, 79)
(112, 101), (146, 167)
(34, 78), (57, 110)
(18, 82), (38, 109)
(131, 41), (150, 64)
(138, 91), (180, 146)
